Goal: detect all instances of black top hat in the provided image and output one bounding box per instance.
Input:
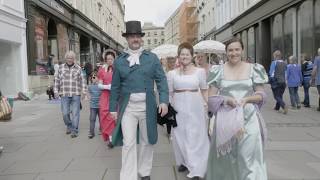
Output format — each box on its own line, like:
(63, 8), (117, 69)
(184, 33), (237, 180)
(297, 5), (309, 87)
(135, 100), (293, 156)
(122, 21), (145, 37)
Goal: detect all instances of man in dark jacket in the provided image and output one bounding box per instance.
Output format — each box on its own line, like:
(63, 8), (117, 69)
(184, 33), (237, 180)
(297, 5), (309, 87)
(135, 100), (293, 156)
(109, 21), (169, 180)
(272, 50), (288, 114)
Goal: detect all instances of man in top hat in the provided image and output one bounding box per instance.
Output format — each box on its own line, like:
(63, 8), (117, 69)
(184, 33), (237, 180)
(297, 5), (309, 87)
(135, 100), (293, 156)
(109, 21), (169, 180)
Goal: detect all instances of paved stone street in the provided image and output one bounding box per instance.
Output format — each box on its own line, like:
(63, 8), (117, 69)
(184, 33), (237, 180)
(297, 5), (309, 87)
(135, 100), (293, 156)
(0, 86), (320, 180)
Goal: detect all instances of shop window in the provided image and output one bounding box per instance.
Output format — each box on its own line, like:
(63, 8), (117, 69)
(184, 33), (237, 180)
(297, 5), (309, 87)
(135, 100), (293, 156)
(298, 0), (313, 61)
(247, 27), (255, 61)
(48, 19), (58, 58)
(272, 13), (283, 54)
(241, 30), (248, 59)
(154, 39), (157, 44)
(284, 8), (296, 60)
(148, 39), (151, 45)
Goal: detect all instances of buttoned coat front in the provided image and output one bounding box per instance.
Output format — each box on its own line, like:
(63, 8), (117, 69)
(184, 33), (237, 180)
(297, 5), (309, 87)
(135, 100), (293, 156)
(109, 50), (169, 146)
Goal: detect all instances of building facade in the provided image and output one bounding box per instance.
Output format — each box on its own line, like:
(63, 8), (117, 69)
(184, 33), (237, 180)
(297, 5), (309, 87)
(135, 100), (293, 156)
(197, 0), (216, 40)
(142, 22), (165, 50)
(0, 0), (28, 96)
(164, 5), (181, 45)
(25, 0), (125, 93)
(213, 0), (320, 72)
(64, 0), (125, 47)
(215, 0), (261, 30)
(179, 0), (199, 44)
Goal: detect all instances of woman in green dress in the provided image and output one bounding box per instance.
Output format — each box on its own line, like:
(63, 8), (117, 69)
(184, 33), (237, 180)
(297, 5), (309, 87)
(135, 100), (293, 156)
(206, 37), (268, 180)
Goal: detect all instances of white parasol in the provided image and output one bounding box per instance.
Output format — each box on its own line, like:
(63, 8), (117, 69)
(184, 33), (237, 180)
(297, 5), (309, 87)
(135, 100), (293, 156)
(193, 40), (226, 54)
(151, 44), (178, 59)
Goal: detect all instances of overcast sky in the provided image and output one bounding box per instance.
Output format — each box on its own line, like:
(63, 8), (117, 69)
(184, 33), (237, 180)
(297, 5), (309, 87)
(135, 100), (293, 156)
(123, 0), (183, 27)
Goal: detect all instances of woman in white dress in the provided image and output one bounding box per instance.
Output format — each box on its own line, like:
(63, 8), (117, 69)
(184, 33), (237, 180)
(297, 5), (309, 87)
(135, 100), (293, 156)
(167, 42), (210, 180)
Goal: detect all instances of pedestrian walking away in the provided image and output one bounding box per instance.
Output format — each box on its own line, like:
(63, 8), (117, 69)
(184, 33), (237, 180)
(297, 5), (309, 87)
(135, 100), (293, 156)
(54, 51), (87, 138)
(207, 37), (268, 180)
(301, 54), (313, 108)
(98, 49), (117, 148)
(286, 56), (303, 109)
(109, 20), (169, 180)
(271, 50), (288, 114)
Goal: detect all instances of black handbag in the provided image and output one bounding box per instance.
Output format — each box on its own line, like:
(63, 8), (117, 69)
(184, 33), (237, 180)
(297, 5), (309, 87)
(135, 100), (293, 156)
(157, 103), (177, 128)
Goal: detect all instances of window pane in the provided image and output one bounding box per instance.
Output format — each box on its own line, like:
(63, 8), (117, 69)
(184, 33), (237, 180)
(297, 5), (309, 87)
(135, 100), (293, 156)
(241, 30), (248, 59)
(284, 8), (296, 60)
(272, 14), (283, 53)
(247, 27), (255, 61)
(298, 0), (313, 61)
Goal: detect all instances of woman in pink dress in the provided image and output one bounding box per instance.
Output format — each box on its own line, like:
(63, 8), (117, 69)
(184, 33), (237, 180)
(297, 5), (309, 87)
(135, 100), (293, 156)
(98, 49), (116, 148)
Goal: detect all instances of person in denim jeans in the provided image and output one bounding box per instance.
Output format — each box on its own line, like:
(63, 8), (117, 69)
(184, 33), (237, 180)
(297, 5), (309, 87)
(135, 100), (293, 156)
(301, 54), (313, 107)
(54, 51), (87, 138)
(286, 56), (303, 109)
(311, 48), (320, 111)
(88, 73), (101, 138)
(272, 50), (288, 114)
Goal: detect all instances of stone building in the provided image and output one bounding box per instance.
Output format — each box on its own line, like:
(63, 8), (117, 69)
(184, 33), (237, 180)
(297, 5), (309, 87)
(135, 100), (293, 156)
(213, 0), (320, 71)
(142, 22), (165, 51)
(164, 5), (181, 45)
(165, 0), (199, 45)
(25, 0), (125, 93)
(0, 0), (28, 96)
(179, 0), (199, 44)
(197, 0), (216, 41)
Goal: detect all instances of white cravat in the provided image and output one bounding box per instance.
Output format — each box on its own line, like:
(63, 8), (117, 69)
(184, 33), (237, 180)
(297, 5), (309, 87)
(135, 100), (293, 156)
(126, 47), (144, 67)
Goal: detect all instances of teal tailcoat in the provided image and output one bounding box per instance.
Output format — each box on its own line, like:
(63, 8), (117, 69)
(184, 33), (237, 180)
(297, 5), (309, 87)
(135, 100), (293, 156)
(109, 50), (169, 146)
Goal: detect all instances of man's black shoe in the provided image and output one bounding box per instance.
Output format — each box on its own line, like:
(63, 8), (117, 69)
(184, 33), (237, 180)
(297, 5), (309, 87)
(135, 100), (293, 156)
(70, 133), (78, 138)
(141, 176), (150, 180)
(107, 142), (114, 149)
(178, 165), (188, 172)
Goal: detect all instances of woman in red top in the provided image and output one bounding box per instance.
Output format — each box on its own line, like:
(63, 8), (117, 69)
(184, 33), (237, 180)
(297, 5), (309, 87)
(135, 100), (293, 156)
(98, 49), (116, 148)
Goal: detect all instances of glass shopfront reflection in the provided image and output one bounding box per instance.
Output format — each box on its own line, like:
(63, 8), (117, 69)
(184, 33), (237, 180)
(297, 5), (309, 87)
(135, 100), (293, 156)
(272, 14), (283, 54)
(284, 8), (296, 60)
(247, 27), (255, 61)
(298, 0), (313, 61)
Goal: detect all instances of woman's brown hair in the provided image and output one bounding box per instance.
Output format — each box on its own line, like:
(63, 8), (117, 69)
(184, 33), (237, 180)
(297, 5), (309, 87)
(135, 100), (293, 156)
(178, 42), (194, 57)
(224, 37), (244, 51)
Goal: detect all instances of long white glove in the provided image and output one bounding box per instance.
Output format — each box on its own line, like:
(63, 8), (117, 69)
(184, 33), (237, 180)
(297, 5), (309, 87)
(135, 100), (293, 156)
(98, 83), (111, 90)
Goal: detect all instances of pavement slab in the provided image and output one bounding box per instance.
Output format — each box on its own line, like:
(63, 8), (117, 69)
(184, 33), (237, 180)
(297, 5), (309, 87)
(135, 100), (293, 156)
(0, 87), (319, 180)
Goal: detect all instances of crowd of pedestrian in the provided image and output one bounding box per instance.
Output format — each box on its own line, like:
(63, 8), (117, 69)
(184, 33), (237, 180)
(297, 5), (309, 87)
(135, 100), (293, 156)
(50, 20), (320, 180)
(268, 49), (320, 114)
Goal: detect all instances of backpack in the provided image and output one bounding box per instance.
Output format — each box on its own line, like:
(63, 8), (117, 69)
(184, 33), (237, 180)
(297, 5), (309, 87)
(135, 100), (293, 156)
(274, 61), (286, 83)
(0, 97), (12, 121)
